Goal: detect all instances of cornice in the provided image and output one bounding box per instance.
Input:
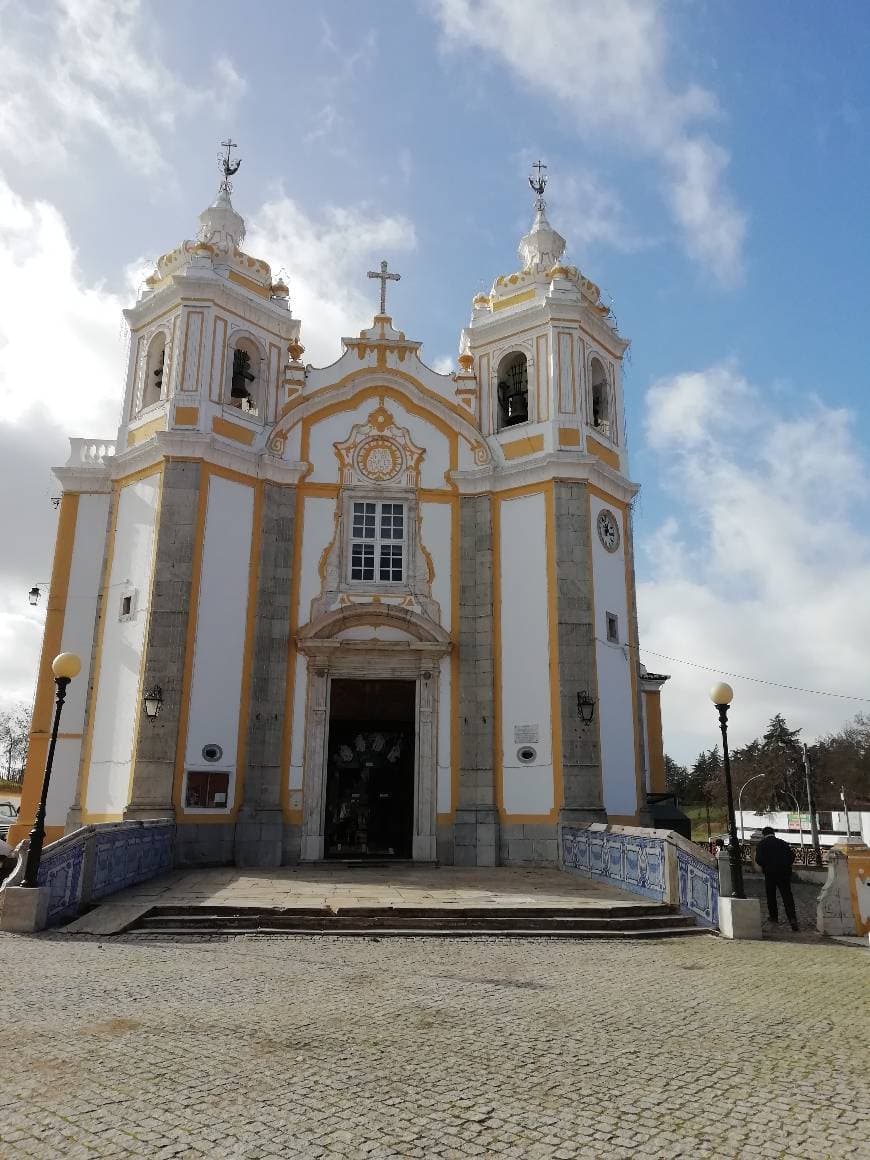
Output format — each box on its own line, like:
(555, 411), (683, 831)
(110, 431), (308, 485)
(451, 452), (640, 502)
(52, 466), (113, 494)
(124, 272), (298, 338)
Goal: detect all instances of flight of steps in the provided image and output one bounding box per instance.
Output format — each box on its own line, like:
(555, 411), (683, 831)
(126, 903), (710, 938)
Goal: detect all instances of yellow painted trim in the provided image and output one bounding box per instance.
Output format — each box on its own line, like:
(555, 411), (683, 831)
(212, 415), (257, 446)
(491, 492), (503, 817)
(501, 433), (544, 461)
(558, 427), (581, 448)
(232, 480), (263, 816)
(300, 482), (341, 499)
(586, 436), (620, 470)
(79, 465), (164, 822)
(83, 813), (124, 824)
(582, 485), (605, 810)
(297, 384), (459, 491)
(228, 268), (271, 298)
(12, 823), (67, 847)
(586, 482), (629, 514)
(544, 482), (564, 815)
(450, 494), (460, 818)
(132, 297), (290, 345)
(645, 690), (666, 793)
(124, 465), (167, 810)
(210, 315), (227, 403)
(174, 406), (199, 426)
(281, 369), (476, 441)
(15, 491), (77, 837)
(846, 851), (870, 935)
(536, 334), (549, 423)
(491, 287), (535, 311)
(127, 415), (166, 447)
(181, 310), (204, 393)
(280, 486), (306, 820)
(171, 463), (210, 817)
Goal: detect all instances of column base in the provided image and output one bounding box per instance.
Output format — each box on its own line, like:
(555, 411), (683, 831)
(718, 896), (762, 940)
(559, 808), (608, 829)
(453, 808), (499, 867)
(0, 886), (50, 932)
(123, 806), (176, 821)
(301, 835), (325, 862)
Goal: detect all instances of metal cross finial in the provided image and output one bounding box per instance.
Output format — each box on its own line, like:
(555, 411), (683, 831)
(367, 259), (401, 315)
(529, 159), (548, 208)
(218, 138), (242, 192)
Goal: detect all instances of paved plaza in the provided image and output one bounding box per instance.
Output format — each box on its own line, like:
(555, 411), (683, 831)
(0, 918), (867, 1158)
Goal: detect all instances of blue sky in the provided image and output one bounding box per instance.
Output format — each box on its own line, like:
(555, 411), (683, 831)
(2, 0), (869, 762)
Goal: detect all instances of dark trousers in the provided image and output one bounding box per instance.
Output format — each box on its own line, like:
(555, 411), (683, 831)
(764, 869), (797, 924)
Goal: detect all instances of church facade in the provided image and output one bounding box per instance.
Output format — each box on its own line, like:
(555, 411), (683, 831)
(13, 161), (669, 866)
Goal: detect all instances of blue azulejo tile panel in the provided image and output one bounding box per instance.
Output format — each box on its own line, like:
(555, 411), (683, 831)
(91, 826), (173, 901)
(676, 845), (718, 928)
(37, 842), (85, 924)
(562, 827), (667, 902)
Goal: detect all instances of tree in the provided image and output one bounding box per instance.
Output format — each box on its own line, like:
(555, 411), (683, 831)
(664, 754), (689, 798)
(755, 714), (804, 812)
(812, 713), (870, 810)
(0, 703), (31, 784)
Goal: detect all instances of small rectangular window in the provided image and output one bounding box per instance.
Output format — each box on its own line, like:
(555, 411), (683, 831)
(606, 612), (620, 643)
(121, 595), (132, 617)
(185, 770), (230, 809)
(349, 500), (405, 584)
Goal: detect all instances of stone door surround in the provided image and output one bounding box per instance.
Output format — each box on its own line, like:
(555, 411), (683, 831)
(297, 605), (451, 863)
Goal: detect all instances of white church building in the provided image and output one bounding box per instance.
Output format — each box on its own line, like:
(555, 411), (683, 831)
(14, 156), (670, 867)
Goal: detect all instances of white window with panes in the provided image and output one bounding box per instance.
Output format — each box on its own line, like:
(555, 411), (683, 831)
(349, 500), (405, 583)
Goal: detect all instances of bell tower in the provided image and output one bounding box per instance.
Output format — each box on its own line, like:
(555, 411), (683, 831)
(461, 161), (629, 473)
(118, 140), (300, 456)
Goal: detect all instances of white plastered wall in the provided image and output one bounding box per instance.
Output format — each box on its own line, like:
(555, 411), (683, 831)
(499, 491), (553, 815)
(182, 475), (255, 812)
(45, 493), (110, 826)
(589, 494), (639, 817)
(85, 475), (160, 816)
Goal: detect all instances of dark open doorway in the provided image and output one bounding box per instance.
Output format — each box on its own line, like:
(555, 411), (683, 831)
(324, 679), (416, 859)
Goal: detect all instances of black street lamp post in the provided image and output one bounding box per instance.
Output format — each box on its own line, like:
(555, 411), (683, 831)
(710, 681), (745, 899)
(22, 652), (81, 888)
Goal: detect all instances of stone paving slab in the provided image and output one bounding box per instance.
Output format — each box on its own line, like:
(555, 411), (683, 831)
(0, 927), (866, 1157)
(63, 866), (647, 935)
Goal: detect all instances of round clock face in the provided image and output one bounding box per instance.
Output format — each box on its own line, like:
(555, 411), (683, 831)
(597, 509), (620, 553)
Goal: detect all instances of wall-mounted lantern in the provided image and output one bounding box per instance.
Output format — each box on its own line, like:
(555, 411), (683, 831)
(577, 689), (596, 725)
(143, 684), (164, 721)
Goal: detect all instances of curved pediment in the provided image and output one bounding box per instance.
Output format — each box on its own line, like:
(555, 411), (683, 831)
(298, 601), (451, 652)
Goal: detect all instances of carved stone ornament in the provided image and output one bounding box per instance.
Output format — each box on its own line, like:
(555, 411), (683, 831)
(334, 403), (425, 488)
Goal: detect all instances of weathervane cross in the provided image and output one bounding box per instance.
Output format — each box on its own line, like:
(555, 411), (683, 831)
(218, 137), (242, 191)
(529, 159), (548, 203)
(368, 259), (401, 315)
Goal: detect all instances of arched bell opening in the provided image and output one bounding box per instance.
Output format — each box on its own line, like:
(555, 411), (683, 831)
(228, 336), (263, 416)
(590, 356), (611, 439)
(141, 333), (166, 410)
(496, 351), (529, 430)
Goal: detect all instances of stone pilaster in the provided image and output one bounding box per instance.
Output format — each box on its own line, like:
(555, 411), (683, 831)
(234, 483), (296, 867)
(125, 461), (202, 820)
(553, 481), (607, 828)
(454, 494), (499, 866)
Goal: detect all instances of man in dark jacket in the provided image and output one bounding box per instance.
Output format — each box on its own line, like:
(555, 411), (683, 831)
(755, 826), (799, 930)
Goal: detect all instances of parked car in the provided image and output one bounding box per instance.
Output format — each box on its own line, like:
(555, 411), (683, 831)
(0, 801), (19, 841)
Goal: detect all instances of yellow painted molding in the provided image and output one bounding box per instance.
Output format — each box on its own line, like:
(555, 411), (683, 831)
(558, 427), (581, 448)
(127, 415), (166, 447)
(212, 415), (257, 446)
(586, 436), (620, 470)
(492, 287), (535, 312)
(502, 433), (544, 461)
(228, 268), (271, 298)
(174, 406), (199, 427)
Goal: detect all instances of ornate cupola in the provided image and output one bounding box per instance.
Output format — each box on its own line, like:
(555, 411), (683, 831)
(117, 141), (300, 454)
(459, 162), (630, 475)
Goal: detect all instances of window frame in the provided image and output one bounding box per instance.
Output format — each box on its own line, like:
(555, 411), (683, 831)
(340, 488), (416, 596)
(347, 498), (407, 586)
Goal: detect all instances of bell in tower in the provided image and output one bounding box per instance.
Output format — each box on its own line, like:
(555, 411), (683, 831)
(497, 352), (529, 427)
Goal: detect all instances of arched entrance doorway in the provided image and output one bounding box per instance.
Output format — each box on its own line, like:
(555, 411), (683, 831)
(297, 604), (452, 862)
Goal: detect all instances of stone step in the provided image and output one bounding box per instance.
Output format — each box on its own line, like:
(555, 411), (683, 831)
(128, 904), (707, 938)
(128, 924), (711, 940)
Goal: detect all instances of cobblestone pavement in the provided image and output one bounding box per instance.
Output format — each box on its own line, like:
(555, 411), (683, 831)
(0, 931), (867, 1159)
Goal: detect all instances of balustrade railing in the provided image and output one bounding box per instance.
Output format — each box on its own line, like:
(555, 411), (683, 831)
(67, 438), (117, 467)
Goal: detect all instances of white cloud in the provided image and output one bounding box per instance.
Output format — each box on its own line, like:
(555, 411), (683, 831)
(431, 355), (455, 375)
(0, 0), (245, 177)
(431, 0), (746, 284)
(246, 197), (417, 366)
(0, 170), (123, 707)
(638, 363), (870, 763)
